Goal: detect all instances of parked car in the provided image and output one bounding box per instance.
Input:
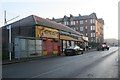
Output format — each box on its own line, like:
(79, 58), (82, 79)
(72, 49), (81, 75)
(86, 46), (92, 50)
(97, 44), (109, 51)
(88, 46), (92, 50)
(64, 45), (83, 56)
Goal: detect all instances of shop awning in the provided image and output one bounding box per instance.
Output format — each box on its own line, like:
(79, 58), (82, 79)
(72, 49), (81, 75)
(82, 36), (89, 42)
(60, 35), (78, 41)
(78, 37), (84, 42)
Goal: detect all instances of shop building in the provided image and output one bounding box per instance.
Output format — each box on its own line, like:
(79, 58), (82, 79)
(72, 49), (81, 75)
(2, 15), (87, 60)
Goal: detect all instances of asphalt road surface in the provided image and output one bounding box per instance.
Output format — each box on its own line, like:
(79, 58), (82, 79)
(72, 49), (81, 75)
(2, 47), (118, 78)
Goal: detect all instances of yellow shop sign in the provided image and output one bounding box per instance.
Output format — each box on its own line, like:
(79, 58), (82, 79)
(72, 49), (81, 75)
(36, 26), (59, 39)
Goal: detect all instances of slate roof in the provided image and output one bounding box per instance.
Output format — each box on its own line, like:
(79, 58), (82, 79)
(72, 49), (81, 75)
(53, 13), (98, 22)
(33, 15), (82, 36)
(80, 13), (97, 19)
(2, 15), (83, 36)
(98, 18), (104, 25)
(2, 15), (36, 29)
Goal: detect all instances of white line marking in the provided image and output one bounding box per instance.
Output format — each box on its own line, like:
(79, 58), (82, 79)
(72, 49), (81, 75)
(31, 66), (63, 78)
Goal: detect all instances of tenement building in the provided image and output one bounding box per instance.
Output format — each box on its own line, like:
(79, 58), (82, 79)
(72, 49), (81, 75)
(52, 13), (104, 45)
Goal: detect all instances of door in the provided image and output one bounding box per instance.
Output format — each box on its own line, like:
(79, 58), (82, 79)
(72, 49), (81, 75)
(46, 39), (53, 54)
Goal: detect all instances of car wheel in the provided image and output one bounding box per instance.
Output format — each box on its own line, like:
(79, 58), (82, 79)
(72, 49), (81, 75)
(74, 51), (77, 55)
(64, 52), (70, 56)
(102, 48), (104, 51)
(81, 51), (83, 54)
(65, 53), (68, 56)
(71, 52), (74, 55)
(76, 51), (80, 55)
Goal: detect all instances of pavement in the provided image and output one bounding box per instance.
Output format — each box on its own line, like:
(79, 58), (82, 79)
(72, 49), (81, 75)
(2, 48), (96, 65)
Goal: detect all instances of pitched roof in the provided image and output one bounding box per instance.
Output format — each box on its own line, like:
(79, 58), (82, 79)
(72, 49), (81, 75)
(53, 13), (98, 22)
(33, 15), (82, 35)
(98, 18), (104, 25)
(2, 15), (83, 36)
(2, 15), (36, 29)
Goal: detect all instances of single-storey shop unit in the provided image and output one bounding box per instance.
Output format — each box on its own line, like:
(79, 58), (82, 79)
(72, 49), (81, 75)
(2, 15), (87, 59)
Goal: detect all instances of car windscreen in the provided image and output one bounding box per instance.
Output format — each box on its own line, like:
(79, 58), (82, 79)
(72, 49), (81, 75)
(67, 46), (75, 49)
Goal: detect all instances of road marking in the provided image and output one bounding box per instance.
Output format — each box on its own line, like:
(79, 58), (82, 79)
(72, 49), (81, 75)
(31, 66), (64, 78)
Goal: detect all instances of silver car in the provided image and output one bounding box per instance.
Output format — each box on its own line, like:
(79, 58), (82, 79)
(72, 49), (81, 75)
(64, 45), (83, 56)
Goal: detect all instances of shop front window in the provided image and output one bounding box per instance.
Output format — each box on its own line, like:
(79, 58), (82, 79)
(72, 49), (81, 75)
(71, 41), (74, 46)
(67, 41), (70, 47)
(63, 40), (67, 51)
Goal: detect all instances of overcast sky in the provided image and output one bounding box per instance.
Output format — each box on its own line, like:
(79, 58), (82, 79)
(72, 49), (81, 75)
(0, 0), (119, 39)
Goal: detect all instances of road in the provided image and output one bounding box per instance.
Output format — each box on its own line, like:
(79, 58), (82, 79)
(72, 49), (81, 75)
(2, 47), (118, 78)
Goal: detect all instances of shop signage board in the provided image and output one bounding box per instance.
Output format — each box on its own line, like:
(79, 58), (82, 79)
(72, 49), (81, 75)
(36, 26), (59, 39)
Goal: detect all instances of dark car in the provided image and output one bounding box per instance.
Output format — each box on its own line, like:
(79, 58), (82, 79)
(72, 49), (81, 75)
(86, 46), (92, 50)
(64, 45), (83, 56)
(88, 46), (92, 50)
(97, 44), (109, 51)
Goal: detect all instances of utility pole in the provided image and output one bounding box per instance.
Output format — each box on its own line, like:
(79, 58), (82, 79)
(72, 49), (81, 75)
(4, 10), (7, 25)
(7, 25), (12, 61)
(4, 10), (19, 61)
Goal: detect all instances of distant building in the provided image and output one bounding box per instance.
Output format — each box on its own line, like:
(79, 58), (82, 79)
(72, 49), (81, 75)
(104, 38), (118, 46)
(52, 13), (104, 44)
